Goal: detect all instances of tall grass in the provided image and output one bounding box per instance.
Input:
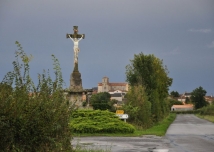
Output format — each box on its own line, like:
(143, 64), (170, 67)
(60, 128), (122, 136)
(0, 42), (73, 151)
(195, 105), (214, 123)
(196, 115), (214, 123)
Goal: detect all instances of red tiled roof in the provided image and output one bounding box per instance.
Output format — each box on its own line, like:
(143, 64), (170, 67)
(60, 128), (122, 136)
(172, 104), (193, 108)
(98, 82), (127, 86)
(109, 83), (127, 86)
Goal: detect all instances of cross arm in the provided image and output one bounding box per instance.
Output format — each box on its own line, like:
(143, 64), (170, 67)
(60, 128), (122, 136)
(66, 34), (85, 39)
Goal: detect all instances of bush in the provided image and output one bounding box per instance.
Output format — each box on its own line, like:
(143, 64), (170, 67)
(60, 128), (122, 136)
(70, 110), (135, 134)
(0, 42), (73, 151)
(171, 105), (214, 115)
(90, 92), (111, 110)
(123, 85), (153, 129)
(168, 98), (183, 108)
(171, 111), (197, 114)
(82, 100), (87, 107)
(197, 105), (214, 115)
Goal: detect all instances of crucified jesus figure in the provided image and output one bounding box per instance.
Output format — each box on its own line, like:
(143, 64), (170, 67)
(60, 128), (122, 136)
(68, 34), (84, 64)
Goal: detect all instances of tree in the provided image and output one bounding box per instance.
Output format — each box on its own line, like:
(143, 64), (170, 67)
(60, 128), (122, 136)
(170, 91), (180, 98)
(123, 85), (152, 128)
(126, 53), (172, 100)
(191, 86), (208, 109)
(90, 92), (111, 110)
(125, 53), (172, 122)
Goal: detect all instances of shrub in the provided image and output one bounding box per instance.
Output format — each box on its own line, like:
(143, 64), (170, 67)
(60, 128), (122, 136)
(82, 100), (87, 107)
(0, 42), (73, 151)
(171, 111), (197, 114)
(123, 85), (153, 129)
(197, 105), (214, 115)
(90, 92), (111, 110)
(168, 98), (183, 108)
(70, 110), (135, 134)
(171, 105), (214, 115)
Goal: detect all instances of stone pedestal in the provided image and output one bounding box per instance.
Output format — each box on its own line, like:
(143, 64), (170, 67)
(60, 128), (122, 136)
(65, 62), (93, 108)
(65, 89), (92, 108)
(70, 63), (83, 90)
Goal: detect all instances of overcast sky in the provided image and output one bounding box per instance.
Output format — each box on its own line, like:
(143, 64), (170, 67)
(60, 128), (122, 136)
(0, 0), (214, 95)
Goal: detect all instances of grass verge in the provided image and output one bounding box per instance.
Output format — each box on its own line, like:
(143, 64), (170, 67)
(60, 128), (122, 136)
(195, 114), (214, 123)
(134, 113), (176, 136)
(73, 113), (176, 137)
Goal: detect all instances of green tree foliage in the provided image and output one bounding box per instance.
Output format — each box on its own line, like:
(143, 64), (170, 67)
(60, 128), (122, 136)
(125, 53), (172, 124)
(126, 53), (172, 100)
(0, 42), (73, 151)
(90, 92), (111, 110)
(170, 91), (180, 98)
(197, 105), (214, 115)
(185, 97), (190, 104)
(108, 99), (118, 112)
(123, 85), (152, 128)
(191, 86), (208, 109)
(82, 100), (87, 107)
(70, 110), (135, 133)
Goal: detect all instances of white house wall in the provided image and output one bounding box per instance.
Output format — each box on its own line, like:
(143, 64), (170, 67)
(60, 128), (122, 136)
(111, 97), (122, 101)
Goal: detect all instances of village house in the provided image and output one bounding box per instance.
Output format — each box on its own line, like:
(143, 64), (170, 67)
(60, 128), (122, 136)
(109, 90), (126, 102)
(177, 92), (191, 102)
(205, 96), (214, 104)
(171, 104), (194, 111)
(97, 77), (128, 103)
(176, 92), (213, 104)
(97, 77), (128, 93)
(171, 92), (213, 111)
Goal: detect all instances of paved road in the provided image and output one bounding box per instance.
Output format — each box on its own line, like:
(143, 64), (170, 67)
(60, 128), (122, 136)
(166, 114), (214, 152)
(73, 135), (169, 152)
(73, 114), (214, 152)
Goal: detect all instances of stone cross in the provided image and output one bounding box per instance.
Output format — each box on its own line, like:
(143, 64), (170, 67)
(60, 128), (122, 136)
(67, 26), (85, 68)
(66, 26), (85, 39)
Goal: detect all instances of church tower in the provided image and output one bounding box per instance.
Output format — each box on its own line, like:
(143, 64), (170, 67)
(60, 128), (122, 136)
(102, 77), (109, 92)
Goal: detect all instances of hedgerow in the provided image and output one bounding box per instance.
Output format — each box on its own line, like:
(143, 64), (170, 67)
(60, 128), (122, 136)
(197, 105), (214, 115)
(171, 105), (214, 115)
(70, 110), (135, 134)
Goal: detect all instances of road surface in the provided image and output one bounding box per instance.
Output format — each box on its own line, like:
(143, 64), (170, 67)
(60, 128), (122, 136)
(166, 114), (214, 152)
(72, 114), (214, 152)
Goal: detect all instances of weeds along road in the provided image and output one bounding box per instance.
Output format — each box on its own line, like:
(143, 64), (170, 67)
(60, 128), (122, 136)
(73, 114), (214, 152)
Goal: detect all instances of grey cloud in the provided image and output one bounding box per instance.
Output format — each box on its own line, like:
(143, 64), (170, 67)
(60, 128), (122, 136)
(188, 29), (212, 33)
(207, 41), (214, 48)
(169, 48), (181, 55)
(1, 0), (214, 95)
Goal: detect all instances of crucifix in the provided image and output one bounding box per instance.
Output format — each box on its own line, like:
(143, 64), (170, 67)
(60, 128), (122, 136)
(66, 26), (85, 68)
